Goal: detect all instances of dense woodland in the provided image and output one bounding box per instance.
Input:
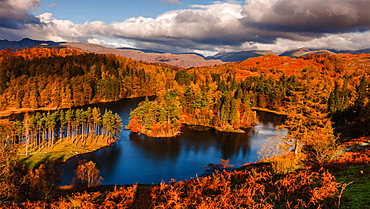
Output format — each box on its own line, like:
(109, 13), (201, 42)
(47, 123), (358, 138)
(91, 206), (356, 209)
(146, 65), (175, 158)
(0, 48), (370, 207)
(127, 71), (258, 137)
(0, 48), (174, 110)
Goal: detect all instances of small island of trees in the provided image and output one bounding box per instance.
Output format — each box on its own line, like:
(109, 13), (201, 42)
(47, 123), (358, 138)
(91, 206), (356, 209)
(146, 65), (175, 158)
(127, 80), (258, 137)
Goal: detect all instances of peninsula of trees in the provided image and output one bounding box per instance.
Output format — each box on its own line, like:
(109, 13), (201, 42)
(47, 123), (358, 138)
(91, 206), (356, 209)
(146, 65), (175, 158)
(1, 107), (122, 165)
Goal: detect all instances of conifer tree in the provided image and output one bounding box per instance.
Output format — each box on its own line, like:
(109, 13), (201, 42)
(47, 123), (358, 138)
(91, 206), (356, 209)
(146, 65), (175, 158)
(355, 74), (367, 107)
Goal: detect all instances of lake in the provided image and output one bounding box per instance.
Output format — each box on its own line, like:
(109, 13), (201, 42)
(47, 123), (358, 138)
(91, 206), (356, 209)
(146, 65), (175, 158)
(60, 97), (287, 185)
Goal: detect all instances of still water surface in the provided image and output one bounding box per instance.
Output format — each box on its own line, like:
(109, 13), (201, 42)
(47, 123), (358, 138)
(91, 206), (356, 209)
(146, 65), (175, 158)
(60, 97), (287, 185)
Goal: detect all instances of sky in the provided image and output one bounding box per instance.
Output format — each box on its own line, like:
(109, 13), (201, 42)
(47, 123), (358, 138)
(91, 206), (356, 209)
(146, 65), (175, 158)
(1, 0), (370, 56)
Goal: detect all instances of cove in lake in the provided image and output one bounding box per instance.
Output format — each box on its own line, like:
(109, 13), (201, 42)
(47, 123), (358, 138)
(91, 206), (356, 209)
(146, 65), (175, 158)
(60, 97), (287, 185)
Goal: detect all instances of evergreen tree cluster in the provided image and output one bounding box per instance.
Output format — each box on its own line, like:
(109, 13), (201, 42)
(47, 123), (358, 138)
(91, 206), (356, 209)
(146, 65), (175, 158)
(128, 96), (181, 137)
(0, 107), (122, 155)
(128, 70), (260, 137)
(128, 68), (304, 137)
(239, 74), (299, 110)
(328, 74), (370, 137)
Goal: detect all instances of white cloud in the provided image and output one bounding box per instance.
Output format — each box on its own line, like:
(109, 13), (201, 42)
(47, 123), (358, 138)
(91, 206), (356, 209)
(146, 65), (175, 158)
(7, 0), (41, 11)
(242, 32), (370, 53)
(87, 38), (135, 49)
(2, 0), (370, 55)
(242, 0), (370, 34)
(27, 13), (88, 42)
(160, 0), (181, 5)
(108, 3), (248, 43)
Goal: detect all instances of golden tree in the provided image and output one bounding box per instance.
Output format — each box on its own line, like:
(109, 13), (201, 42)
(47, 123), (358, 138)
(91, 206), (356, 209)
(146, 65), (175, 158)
(74, 160), (103, 187)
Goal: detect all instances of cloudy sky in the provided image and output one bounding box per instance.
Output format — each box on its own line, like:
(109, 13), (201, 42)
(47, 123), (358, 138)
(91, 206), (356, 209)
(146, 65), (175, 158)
(1, 0), (370, 55)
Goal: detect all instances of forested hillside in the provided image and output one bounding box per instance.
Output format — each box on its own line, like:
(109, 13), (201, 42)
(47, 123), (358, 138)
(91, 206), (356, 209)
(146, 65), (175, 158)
(0, 48), (175, 112)
(0, 48), (370, 207)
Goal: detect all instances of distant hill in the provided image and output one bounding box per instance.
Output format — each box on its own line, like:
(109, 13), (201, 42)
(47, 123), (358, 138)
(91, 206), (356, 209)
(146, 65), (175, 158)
(208, 50), (275, 62)
(116, 47), (165, 54)
(332, 48), (370, 55)
(279, 47), (336, 57)
(0, 39), (223, 68)
(117, 47), (206, 58)
(0, 38), (60, 51)
(62, 42), (223, 68)
(2, 38), (370, 67)
(207, 48), (338, 61)
(278, 47), (370, 58)
(210, 47), (370, 61)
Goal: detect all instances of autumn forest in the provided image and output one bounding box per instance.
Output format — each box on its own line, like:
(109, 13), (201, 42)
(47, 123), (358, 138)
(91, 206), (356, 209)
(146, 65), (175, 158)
(0, 47), (369, 208)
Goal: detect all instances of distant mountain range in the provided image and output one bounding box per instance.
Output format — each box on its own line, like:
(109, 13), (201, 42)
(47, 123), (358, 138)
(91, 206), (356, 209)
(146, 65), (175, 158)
(277, 47), (370, 57)
(1, 38), (370, 68)
(0, 38), (222, 68)
(207, 50), (274, 62)
(0, 38), (61, 50)
(208, 47), (370, 61)
(278, 48), (335, 57)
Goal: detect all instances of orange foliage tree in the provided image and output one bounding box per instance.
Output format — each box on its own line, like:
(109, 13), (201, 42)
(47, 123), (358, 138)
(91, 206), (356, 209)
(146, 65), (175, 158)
(73, 160), (103, 187)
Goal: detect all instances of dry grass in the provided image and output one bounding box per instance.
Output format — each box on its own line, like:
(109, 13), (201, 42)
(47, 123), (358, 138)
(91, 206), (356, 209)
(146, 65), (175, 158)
(18, 134), (116, 167)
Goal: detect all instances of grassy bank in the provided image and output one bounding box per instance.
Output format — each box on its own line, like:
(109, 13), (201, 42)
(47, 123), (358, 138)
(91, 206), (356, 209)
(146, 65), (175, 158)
(327, 146), (370, 209)
(18, 134), (117, 168)
(334, 164), (370, 208)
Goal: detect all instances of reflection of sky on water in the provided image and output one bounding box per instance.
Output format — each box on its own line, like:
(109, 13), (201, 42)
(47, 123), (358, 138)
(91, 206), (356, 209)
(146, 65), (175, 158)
(249, 122), (288, 162)
(60, 99), (287, 185)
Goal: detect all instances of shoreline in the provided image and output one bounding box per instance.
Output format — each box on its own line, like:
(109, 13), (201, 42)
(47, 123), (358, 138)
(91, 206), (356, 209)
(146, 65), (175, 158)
(0, 95), (156, 119)
(19, 134), (118, 168)
(131, 124), (252, 138)
(0, 107), (58, 118)
(251, 107), (287, 116)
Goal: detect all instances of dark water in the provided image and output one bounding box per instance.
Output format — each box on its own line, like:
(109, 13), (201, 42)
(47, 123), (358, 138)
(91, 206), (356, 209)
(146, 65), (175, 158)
(60, 97), (287, 185)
